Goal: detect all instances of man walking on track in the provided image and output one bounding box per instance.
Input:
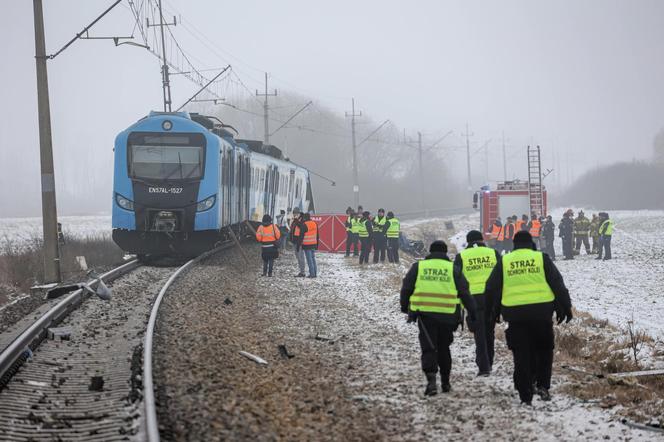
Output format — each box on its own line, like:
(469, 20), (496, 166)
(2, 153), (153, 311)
(485, 231), (573, 405)
(454, 230), (500, 376)
(401, 240), (477, 396)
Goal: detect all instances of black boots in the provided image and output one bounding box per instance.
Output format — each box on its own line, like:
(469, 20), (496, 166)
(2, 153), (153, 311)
(424, 373), (437, 396)
(536, 387), (551, 401)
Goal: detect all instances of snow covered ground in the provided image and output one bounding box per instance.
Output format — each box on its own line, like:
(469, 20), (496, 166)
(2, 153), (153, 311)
(405, 209), (664, 340)
(0, 215), (111, 247)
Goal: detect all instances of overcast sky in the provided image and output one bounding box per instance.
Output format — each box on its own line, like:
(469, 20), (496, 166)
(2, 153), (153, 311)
(2, 0), (663, 216)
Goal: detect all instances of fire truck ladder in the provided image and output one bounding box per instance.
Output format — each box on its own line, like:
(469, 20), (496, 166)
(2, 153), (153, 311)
(527, 145), (544, 217)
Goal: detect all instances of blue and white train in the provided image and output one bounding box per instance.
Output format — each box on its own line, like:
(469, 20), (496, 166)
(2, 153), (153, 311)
(112, 111), (314, 256)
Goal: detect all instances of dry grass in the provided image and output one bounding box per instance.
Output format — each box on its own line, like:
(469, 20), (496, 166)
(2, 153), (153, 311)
(555, 309), (664, 426)
(0, 233), (124, 291)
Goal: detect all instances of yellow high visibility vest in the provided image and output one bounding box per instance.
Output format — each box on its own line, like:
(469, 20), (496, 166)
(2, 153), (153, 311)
(351, 217), (361, 234)
(358, 219), (369, 238)
(460, 246), (497, 295)
(386, 218), (400, 238)
(410, 259), (459, 315)
(501, 249), (555, 307)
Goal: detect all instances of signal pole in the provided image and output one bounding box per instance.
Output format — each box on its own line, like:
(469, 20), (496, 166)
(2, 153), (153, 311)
(418, 132), (427, 215)
(33, 0), (60, 283)
(256, 72), (277, 144)
(345, 98), (362, 208)
(462, 123), (474, 190)
(157, 0), (172, 111)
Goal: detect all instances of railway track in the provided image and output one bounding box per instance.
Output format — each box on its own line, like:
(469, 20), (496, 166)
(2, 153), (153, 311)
(0, 246), (224, 441)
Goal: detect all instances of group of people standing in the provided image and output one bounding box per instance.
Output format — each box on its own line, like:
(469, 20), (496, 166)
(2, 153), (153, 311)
(557, 210), (614, 260)
(487, 210), (615, 261)
(344, 206), (401, 265)
(254, 207), (319, 278)
(401, 229), (573, 404)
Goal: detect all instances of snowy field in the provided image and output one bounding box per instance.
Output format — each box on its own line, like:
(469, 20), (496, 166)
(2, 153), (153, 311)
(0, 215), (111, 246)
(404, 209), (664, 339)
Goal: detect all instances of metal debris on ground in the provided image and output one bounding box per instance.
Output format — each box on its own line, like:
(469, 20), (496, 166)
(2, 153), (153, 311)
(239, 351), (268, 365)
(278, 344), (295, 359)
(314, 333), (335, 343)
(88, 376), (104, 391)
(224, 297), (233, 305)
(608, 369), (664, 379)
(47, 327), (71, 341)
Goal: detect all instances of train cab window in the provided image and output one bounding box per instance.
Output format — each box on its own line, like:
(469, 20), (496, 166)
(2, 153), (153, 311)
(127, 133), (206, 181)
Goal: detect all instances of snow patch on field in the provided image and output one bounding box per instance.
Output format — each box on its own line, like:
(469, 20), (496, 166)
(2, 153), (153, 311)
(0, 215), (111, 247)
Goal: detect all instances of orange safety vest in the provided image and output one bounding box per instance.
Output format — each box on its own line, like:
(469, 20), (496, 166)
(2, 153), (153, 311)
(515, 220), (525, 234)
(496, 225), (505, 241)
(256, 224), (281, 243)
(491, 223), (502, 240)
(529, 220), (541, 237)
(302, 220), (318, 246)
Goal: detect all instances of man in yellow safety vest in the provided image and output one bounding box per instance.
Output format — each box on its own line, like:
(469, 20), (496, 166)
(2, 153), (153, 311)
(485, 231), (573, 405)
(385, 211), (400, 263)
(454, 230), (500, 376)
(400, 240), (477, 396)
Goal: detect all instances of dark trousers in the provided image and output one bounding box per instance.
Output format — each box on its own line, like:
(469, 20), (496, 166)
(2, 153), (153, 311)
(503, 239), (513, 253)
(468, 309), (494, 373)
(345, 232), (359, 256)
(598, 235), (612, 259)
(505, 321), (554, 403)
(544, 239), (555, 260)
(373, 235), (387, 263)
(387, 237), (400, 263)
(495, 240), (504, 254)
(418, 316), (455, 385)
(262, 257), (274, 275)
(562, 236), (574, 259)
(591, 236), (599, 253)
(575, 235), (590, 254)
(359, 237), (372, 264)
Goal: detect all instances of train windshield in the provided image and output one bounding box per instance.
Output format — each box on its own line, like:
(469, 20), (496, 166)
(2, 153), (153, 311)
(128, 133), (206, 181)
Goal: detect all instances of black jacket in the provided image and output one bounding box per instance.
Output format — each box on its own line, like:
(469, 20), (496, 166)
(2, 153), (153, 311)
(541, 220), (555, 241)
(453, 243), (501, 312)
(484, 244), (572, 323)
(558, 217), (574, 238)
(400, 252), (477, 325)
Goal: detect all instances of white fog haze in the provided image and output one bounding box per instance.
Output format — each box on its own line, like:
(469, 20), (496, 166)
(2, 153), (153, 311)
(2, 0), (664, 215)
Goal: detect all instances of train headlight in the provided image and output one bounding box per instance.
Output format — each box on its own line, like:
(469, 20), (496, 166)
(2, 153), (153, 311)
(162, 120), (173, 131)
(115, 193), (134, 211)
(196, 195), (216, 212)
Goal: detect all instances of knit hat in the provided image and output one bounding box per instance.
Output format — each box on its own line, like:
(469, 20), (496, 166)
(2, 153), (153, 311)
(466, 230), (483, 244)
(429, 240), (447, 253)
(513, 231), (533, 245)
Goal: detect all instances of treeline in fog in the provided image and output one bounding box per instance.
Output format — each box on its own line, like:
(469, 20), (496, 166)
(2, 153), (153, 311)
(195, 92), (466, 214)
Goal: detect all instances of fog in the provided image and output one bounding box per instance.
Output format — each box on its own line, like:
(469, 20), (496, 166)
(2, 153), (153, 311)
(2, 0), (664, 216)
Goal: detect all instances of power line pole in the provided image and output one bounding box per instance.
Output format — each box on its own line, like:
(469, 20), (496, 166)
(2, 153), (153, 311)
(157, 0), (173, 111)
(345, 98), (362, 208)
(256, 72), (277, 144)
(418, 132), (427, 215)
(33, 0), (60, 283)
(462, 123), (474, 190)
(502, 131), (507, 181)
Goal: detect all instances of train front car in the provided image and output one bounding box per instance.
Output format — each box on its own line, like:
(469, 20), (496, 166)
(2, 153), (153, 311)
(112, 112), (220, 257)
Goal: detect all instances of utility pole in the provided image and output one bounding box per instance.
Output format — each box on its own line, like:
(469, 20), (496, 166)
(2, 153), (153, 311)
(418, 132), (427, 215)
(157, 0), (172, 111)
(345, 98), (362, 208)
(256, 72), (277, 144)
(502, 131), (507, 181)
(33, 0), (60, 283)
(462, 123), (474, 190)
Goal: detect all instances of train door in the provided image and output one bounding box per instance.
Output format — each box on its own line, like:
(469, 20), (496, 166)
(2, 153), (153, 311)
(270, 166), (279, 217)
(237, 152), (244, 222)
(243, 156), (251, 221)
(287, 169), (295, 210)
(222, 146), (231, 227)
(262, 167), (271, 216)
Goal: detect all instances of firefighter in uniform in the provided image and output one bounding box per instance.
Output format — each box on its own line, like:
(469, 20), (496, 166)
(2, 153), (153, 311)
(488, 217), (502, 251)
(573, 210), (591, 255)
(528, 214), (542, 250)
(373, 208), (388, 263)
(485, 231), (573, 404)
(358, 211), (373, 265)
(255, 214), (281, 277)
(401, 240), (477, 396)
(589, 214), (600, 254)
(385, 211), (400, 263)
(454, 230), (500, 375)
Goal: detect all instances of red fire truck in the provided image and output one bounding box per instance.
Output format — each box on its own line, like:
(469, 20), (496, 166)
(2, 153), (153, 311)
(473, 146), (548, 237)
(473, 180), (548, 236)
